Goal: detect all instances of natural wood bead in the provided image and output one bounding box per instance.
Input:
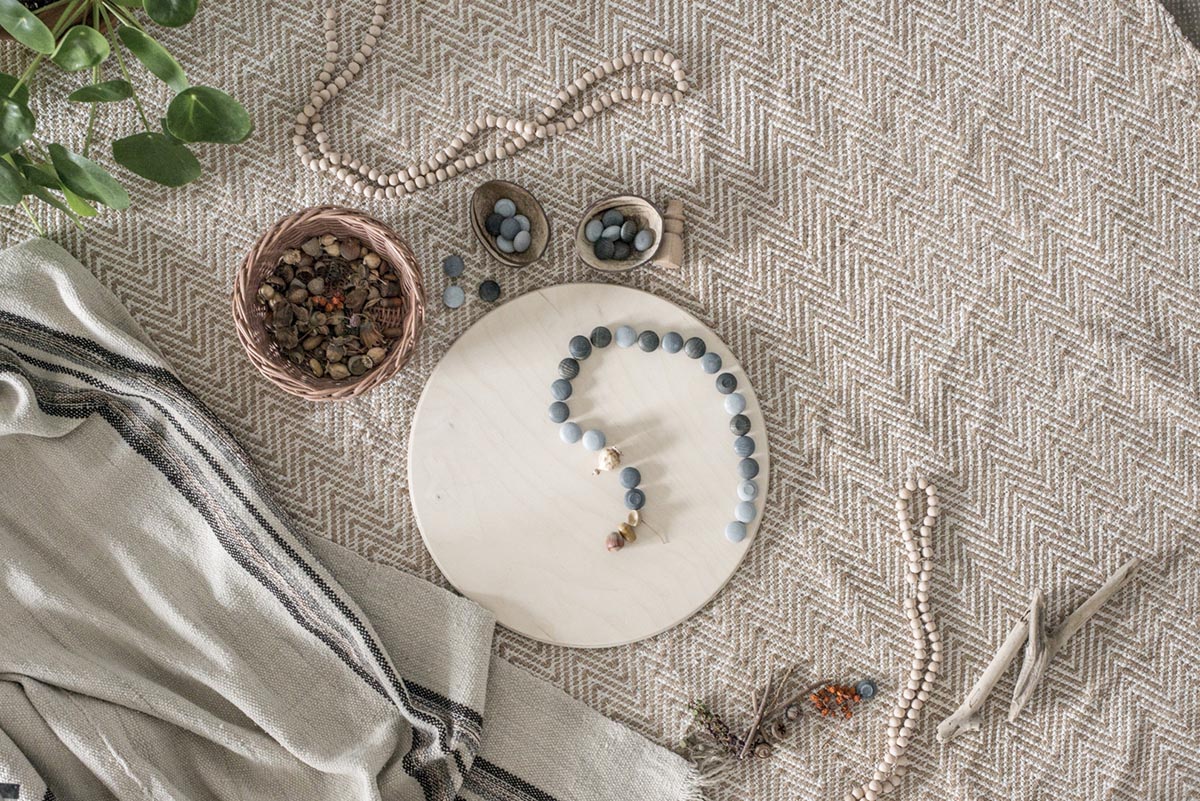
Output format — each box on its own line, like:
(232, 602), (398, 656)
(403, 180), (416, 193)
(414, 175), (426, 188)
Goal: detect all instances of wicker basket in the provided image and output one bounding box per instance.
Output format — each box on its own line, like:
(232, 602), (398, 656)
(232, 206), (425, 401)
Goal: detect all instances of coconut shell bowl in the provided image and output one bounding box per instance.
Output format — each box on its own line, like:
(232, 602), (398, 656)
(470, 180), (550, 268)
(232, 206), (425, 402)
(576, 195), (685, 273)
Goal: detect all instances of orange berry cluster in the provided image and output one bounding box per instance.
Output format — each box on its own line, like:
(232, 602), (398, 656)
(311, 291), (345, 313)
(809, 684), (861, 719)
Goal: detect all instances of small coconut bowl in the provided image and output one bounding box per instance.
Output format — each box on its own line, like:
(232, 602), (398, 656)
(232, 206), (425, 402)
(470, 180), (549, 268)
(575, 195), (665, 273)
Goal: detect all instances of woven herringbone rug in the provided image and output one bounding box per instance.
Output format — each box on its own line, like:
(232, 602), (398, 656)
(3, 1), (1198, 798)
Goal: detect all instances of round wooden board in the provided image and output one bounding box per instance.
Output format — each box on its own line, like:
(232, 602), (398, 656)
(408, 283), (769, 647)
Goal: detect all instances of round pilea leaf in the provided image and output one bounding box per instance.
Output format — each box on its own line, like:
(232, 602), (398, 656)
(68, 79), (134, 103)
(143, 0), (197, 27)
(112, 132), (201, 187)
(165, 86), (251, 144)
(0, 96), (35, 155)
(48, 144), (130, 210)
(0, 158), (28, 205)
(0, 72), (30, 106)
(0, 0), (55, 54)
(117, 25), (188, 92)
(52, 25), (110, 72)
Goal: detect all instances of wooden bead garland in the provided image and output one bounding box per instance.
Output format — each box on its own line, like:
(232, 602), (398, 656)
(293, 5), (691, 198)
(845, 477), (941, 801)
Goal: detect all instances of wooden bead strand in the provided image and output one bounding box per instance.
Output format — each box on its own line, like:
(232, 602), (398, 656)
(845, 477), (941, 801)
(294, 6), (690, 199)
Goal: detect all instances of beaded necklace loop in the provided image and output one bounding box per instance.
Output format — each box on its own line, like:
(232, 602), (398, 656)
(293, 5), (691, 199)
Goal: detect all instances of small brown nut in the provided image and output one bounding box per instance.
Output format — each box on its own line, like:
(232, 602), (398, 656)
(605, 532), (625, 552)
(754, 743), (772, 759)
(784, 704), (801, 721)
(618, 523), (637, 543)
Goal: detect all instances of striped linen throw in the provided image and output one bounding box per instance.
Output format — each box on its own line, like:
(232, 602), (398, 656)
(0, 237), (701, 801)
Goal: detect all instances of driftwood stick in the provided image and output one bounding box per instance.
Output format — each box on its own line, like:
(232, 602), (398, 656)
(1007, 557), (1141, 722)
(936, 610), (1031, 743)
(739, 674), (771, 760)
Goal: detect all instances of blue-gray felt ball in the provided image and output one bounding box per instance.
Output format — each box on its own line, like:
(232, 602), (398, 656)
(684, 336), (706, 358)
(638, 330), (659, 351)
(442, 254), (465, 277)
(560, 422), (582, 443)
(594, 239), (615, 260)
(569, 335), (592, 360)
(582, 429), (606, 451)
(619, 467), (641, 489)
(662, 332), (683, 353)
(500, 217), (521, 240)
(494, 197), (517, 217)
(442, 285), (465, 309)
(484, 213), (504, 236)
(855, 679), (878, 700)
(615, 325), (637, 347)
(548, 401), (569, 423)
(612, 241), (630, 260)
(716, 372), (738, 394)
(601, 209), (625, 227)
(724, 392), (746, 415)
(558, 357), (579, 379)
(733, 435), (755, 457)
(585, 219), (604, 242)
(700, 352), (722, 374)
(738, 458), (760, 479)
(634, 229), (656, 252)
(620, 220), (637, 242)
(725, 521), (747, 543)
(624, 488), (646, 510)
(601, 225), (622, 241)
(735, 501), (756, 523)
(513, 230), (531, 253)
(478, 279), (501, 301)
(550, 379), (572, 400)
(738, 479), (758, 501)
(730, 414), (750, 436)
(513, 214), (531, 232)
(590, 326), (612, 348)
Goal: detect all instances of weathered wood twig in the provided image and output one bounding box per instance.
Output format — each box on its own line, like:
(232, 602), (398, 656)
(936, 611), (1030, 743)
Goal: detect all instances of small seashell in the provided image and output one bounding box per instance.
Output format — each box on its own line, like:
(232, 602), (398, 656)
(785, 704), (801, 721)
(340, 239), (361, 260)
(769, 721), (787, 740)
(592, 446), (621, 474)
(754, 743), (772, 759)
(605, 531), (625, 552)
(618, 522), (637, 543)
(627, 510), (640, 527)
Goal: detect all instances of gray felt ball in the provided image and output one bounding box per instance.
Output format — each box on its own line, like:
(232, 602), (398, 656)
(737, 458), (760, 479)
(569, 335), (592, 360)
(730, 414), (751, 436)
(716, 372), (738, 394)
(612, 241), (630, 260)
(513, 214), (531, 232)
(662, 332), (684, 353)
(494, 197), (517, 217)
(442, 254), (465, 277)
(733, 435), (756, 457)
(634, 228), (656, 252)
(558, 357), (579, 380)
(591, 326), (612, 348)
(601, 209), (625, 228)
(548, 401), (569, 423)
(442, 284), (465, 309)
(478, 280), (501, 302)
(594, 239), (615, 260)
(560, 422), (582, 443)
(615, 325), (637, 348)
(495, 236), (515, 253)
(735, 501), (756, 523)
(500, 217), (522, 240)
(585, 219), (604, 242)
(512, 230), (531, 253)
(738, 480), (758, 501)
(684, 337), (707, 359)
(725, 521), (747, 543)
(638, 330), (659, 352)
(550, 379), (572, 400)
(700, 352), (722, 374)
(724, 392), (746, 415)
(620, 220), (637, 242)
(619, 467), (641, 489)
(582, 429), (606, 451)
(485, 213), (504, 236)
(601, 225), (622, 241)
(624, 488), (646, 510)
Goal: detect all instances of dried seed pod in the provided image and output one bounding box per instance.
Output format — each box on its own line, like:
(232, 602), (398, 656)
(327, 362), (350, 380)
(754, 743), (772, 759)
(784, 704), (801, 721)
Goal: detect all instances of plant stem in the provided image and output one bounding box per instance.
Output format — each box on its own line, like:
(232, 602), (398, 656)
(81, 4), (101, 156)
(9, 55), (45, 97)
(102, 1), (143, 31)
(19, 200), (46, 237)
(105, 7), (151, 133)
(48, 0), (87, 38)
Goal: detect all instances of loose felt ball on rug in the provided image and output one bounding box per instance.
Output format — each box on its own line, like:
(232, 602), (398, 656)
(594, 239), (615, 260)
(638, 330), (659, 352)
(716, 372), (738, 394)
(612, 241), (631, 260)
(738, 458), (759, 479)
(733, 435), (755, 457)
(624, 488), (646, 510)
(585, 219), (604, 242)
(615, 325), (637, 347)
(735, 501), (756, 523)
(855, 679), (877, 700)
(442, 284), (465, 309)
(494, 197), (517, 217)
(590, 326), (612, 348)
(582, 429), (606, 451)
(496, 236), (515, 253)
(602, 209), (625, 228)
(601, 225), (622, 241)
(479, 280), (501, 301)
(442, 254), (465, 278)
(725, 521), (747, 543)
(700, 352), (722, 374)
(684, 336), (706, 358)
(550, 378), (572, 400)
(662, 331), (683, 353)
(560, 422), (582, 443)
(500, 217), (522, 240)
(634, 228), (656, 252)
(730, 414), (751, 435)
(485, 213), (504, 236)
(724, 392), (746, 415)
(558, 357), (580, 379)
(513, 230), (532, 253)
(620, 220), (638, 242)
(619, 466), (641, 488)
(548, 401), (569, 423)
(569, 335), (592, 359)
(738, 479), (758, 501)
(514, 214), (531, 232)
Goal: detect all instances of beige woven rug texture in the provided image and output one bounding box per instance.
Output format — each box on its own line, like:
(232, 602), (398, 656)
(3, 0), (1199, 798)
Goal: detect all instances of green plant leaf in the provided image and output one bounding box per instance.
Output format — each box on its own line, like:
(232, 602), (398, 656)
(0, 96), (35, 155)
(48, 143), (130, 209)
(113, 131), (200, 187)
(52, 25), (111, 72)
(117, 25), (187, 92)
(0, 0), (55, 54)
(62, 185), (98, 216)
(0, 157), (27, 205)
(67, 79), (134, 102)
(26, 183), (79, 222)
(0, 72), (30, 105)
(144, 0), (196, 27)
(165, 86), (251, 144)
(17, 159), (58, 188)
(112, 0), (145, 6)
